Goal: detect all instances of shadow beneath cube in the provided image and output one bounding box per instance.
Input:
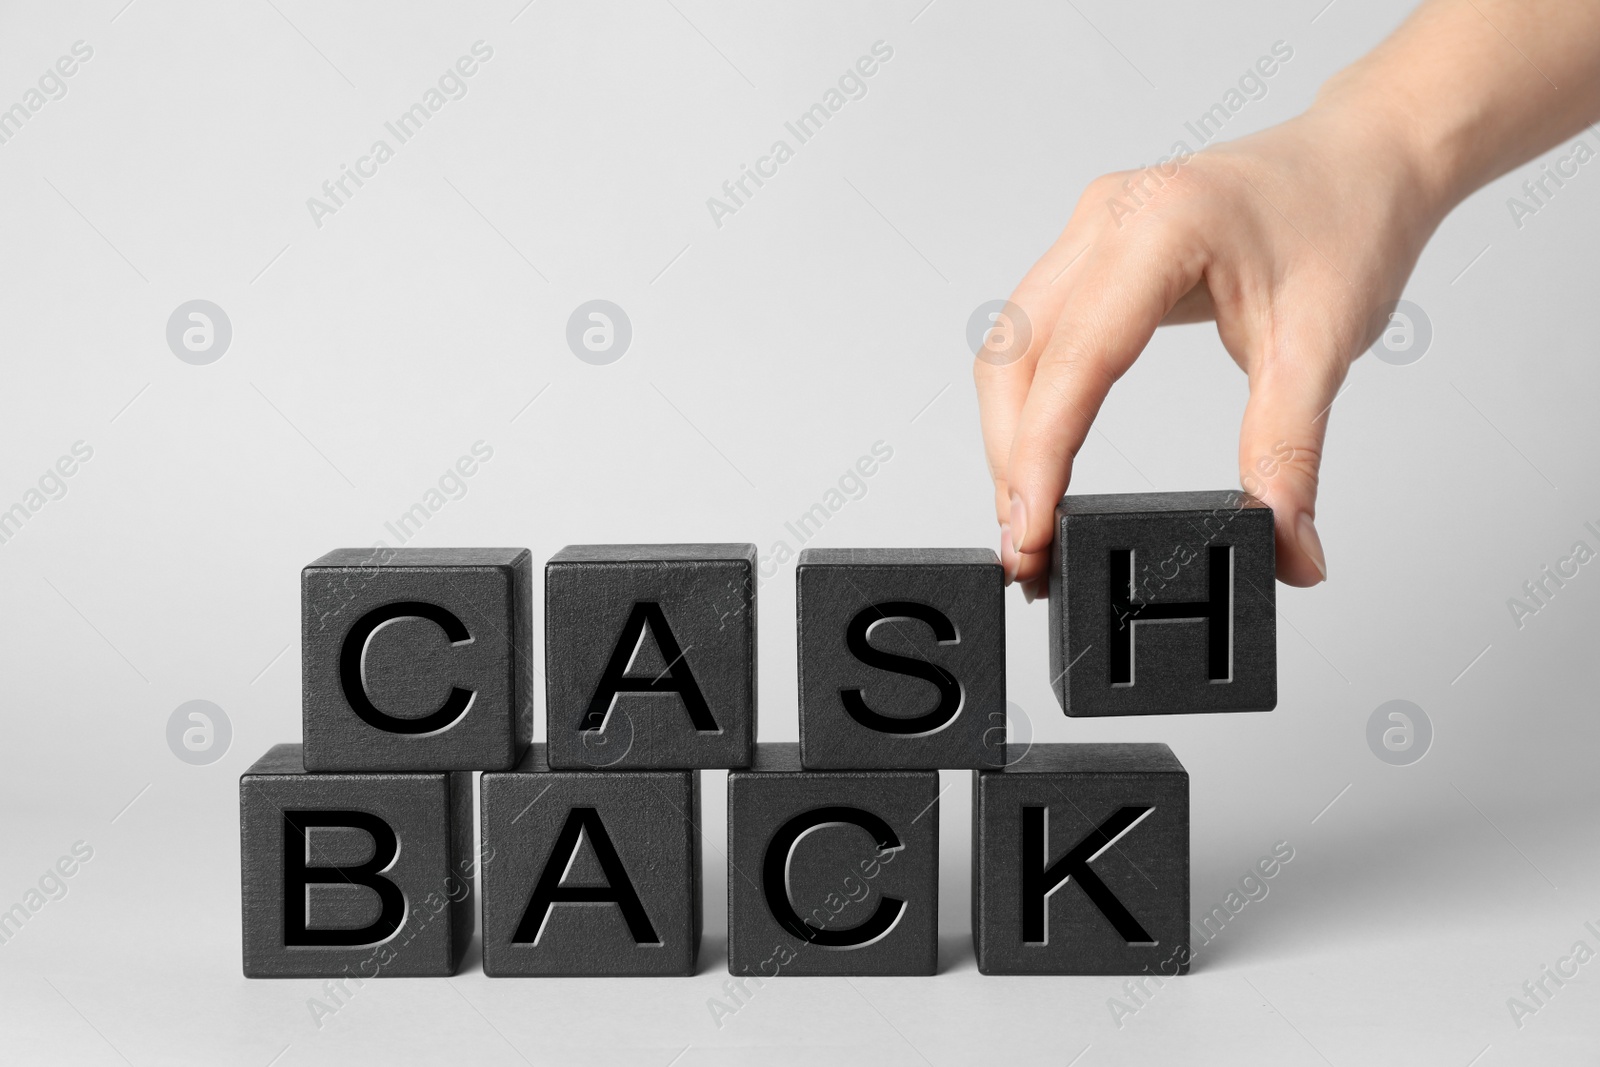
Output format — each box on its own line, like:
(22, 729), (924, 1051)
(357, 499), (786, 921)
(938, 934), (975, 975)
(697, 934), (729, 977)
(456, 931), (484, 976)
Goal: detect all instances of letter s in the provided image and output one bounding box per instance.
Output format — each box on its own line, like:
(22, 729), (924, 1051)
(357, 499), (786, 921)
(840, 603), (963, 735)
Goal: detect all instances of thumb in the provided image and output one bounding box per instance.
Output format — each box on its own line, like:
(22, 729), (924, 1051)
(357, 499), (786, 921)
(1237, 356), (1343, 586)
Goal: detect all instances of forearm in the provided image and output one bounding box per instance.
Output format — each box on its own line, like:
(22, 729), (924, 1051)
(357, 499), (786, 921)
(1315, 0), (1600, 220)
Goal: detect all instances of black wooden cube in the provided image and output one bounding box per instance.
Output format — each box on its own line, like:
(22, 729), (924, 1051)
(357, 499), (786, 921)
(1047, 492), (1276, 716)
(797, 548), (1005, 769)
(727, 743), (939, 977)
(479, 744), (701, 976)
(302, 547), (533, 771)
(973, 743), (1189, 976)
(545, 544), (756, 770)
(240, 744), (475, 978)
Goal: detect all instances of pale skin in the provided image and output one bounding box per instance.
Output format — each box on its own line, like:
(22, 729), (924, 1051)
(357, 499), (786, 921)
(978, 0), (1600, 598)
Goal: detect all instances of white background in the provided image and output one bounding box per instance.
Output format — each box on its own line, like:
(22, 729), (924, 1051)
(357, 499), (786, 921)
(0, 1), (1597, 1064)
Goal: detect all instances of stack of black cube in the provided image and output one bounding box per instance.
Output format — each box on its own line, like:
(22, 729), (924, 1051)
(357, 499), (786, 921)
(241, 490), (1276, 980)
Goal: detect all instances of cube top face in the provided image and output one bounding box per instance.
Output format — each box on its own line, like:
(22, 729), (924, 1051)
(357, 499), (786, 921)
(480, 745), (700, 977)
(549, 543), (757, 565)
(992, 741), (1185, 778)
(796, 549), (1004, 770)
(240, 744), (473, 978)
(1049, 492), (1276, 717)
(301, 547), (533, 772)
(309, 546), (531, 569)
(797, 547), (997, 567)
(545, 544), (756, 770)
(740, 741), (936, 779)
(974, 743), (1189, 976)
(1055, 490), (1267, 517)
(727, 744), (939, 977)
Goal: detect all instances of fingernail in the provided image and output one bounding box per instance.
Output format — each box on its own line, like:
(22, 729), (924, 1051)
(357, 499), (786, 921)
(1022, 584), (1037, 605)
(1009, 492), (1028, 553)
(1000, 523), (1018, 585)
(1297, 512), (1327, 582)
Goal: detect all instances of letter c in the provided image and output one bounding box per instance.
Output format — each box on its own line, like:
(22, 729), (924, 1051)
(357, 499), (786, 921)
(762, 807), (905, 948)
(339, 601), (474, 734)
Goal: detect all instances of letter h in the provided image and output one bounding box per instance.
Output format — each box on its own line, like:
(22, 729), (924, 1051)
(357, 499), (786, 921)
(1108, 547), (1231, 685)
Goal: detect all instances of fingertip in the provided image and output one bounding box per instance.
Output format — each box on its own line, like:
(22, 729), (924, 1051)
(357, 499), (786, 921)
(1297, 512), (1327, 582)
(1011, 548), (1051, 594)
(1009, 492), (1029, 552)
(1274, 512), (1327, 587)
(1000, 523), (1019, 585)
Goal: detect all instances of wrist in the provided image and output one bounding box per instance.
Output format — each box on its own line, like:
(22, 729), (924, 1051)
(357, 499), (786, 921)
(1310, 53), (1487, 229)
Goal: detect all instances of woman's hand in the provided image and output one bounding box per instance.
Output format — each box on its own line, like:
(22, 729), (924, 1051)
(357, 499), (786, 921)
(975, 99), (1445, 597)
(977, 0), (1600, 600)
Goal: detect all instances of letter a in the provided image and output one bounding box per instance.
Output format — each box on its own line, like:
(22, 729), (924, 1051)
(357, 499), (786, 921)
(513, 807), (659, 945)
(582, 602), (718, 733)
